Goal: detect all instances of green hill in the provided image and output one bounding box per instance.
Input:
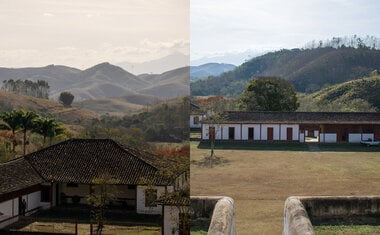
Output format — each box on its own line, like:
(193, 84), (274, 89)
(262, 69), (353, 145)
(191, 47), (380, 97)
(298, 73), (380, 112)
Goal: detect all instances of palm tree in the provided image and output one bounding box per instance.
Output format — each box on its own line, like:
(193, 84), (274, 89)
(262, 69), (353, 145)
(17, 110), (38, 155)
(33, 117), (64, 147)
(0, 110), (22, 152)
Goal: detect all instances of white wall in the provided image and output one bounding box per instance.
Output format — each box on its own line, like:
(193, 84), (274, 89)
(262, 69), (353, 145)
(300, 133), (305, 143)
(279, 125), (299, 141)
(320, 133), (337, 143)
(26, 191), (41, 215)
(0, 199), (18, 229)
(221, 124), (241, 140)
(362, 133), (374, 141)
(0, 199), (14, 217)
(163, 205), (180, 235)
(202, 124), (223, 140)
(349, 134), (362, 143)
(241, 124), (261, 140)
(190, 115), (202, 128)
(0, 190), (42, 229)
(136, 185), (165, 215)
(261, 124), (280, 141)
(314, 130), (319, 137)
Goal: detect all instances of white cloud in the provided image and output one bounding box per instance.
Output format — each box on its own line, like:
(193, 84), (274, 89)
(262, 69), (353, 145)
(191, 0), (380, 59)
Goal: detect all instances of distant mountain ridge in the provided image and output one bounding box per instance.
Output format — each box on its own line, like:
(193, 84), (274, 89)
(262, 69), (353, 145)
(0, 62), (189, 101)
(190, 47), (380, 97)
(190, 63), (236, 80)
(116, 52), (189, 75)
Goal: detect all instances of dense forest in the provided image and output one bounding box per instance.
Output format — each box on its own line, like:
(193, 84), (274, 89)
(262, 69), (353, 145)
(191, 40), (380, 97)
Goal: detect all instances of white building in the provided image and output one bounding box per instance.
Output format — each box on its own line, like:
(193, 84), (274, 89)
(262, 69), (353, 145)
(0, 139), (189, 232)
(201, 111), (380, 143)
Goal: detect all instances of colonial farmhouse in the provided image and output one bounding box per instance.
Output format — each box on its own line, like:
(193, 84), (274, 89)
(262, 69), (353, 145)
(0, 139), (189, 234)
(201, 111), (380, 143)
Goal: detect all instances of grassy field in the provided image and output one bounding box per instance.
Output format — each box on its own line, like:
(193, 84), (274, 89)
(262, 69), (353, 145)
(190, 141), (380, 235)
(314, 225), (380, 235)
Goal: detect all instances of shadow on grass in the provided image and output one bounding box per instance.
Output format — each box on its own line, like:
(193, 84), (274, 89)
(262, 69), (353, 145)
(191, 154), (230, 168)
(196, 141), (380, 152)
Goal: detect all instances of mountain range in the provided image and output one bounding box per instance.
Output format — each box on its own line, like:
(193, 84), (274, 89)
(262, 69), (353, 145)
(116, 52), (189, 75)
(190, 63), (236, 80)
(0, 63), (189, 101)
(190, 47), (380, 97)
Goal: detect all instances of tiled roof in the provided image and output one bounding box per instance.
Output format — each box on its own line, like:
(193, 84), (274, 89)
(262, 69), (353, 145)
(157, 190), (190, 206)
(208, 111), (380, 124)
(0, 157), (43, 195)
(24, 139), (168, 185)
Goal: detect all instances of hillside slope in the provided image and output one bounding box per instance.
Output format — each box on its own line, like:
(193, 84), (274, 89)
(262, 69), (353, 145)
(74, 94), (163, 116)
(298, 74), (380, 112)
(0, 91), (96, 124)
(191, 47), (380, 97)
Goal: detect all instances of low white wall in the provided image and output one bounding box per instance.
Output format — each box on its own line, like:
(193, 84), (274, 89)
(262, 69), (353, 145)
(362, 133), (374, 141)
(283, 197), (314, 235)
(300, 133), (305, 143)
(136, 186), (165, 215)
(320, 133), (337, 143)
(349, 134), (362, 143)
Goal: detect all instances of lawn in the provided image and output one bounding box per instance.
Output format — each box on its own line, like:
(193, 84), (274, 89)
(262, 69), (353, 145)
(190, 142), (380, 235)
(314, 225), (380, 235)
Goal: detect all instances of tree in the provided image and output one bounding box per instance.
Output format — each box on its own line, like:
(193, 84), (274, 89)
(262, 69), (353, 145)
(238, 77), (299, 111)
(86, 176), (116, 235)
(18, 110), (38, 155)
(33, 117), (64, 147)
(0, 110), (22, 152)
(59, 91), (74, 106)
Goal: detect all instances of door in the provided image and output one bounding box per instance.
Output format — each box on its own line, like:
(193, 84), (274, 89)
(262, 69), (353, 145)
(287, 127), (293, 141)
(248, 127), (254, 140)
(267, 127), (274, 141)
(228, 127), (235, 140)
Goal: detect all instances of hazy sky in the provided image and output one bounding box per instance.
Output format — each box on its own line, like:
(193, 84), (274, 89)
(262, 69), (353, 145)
(0, 0), (189, 69)
(191, 0), (380, 60)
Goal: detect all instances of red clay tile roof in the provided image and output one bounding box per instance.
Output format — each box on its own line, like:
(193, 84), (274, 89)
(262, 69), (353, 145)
(206, 111), (380, 124)
(24, 139), (168, 185)
(0, 157), (43, 195)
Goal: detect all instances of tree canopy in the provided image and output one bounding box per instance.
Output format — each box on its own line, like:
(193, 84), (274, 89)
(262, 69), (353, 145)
(59, 91), (74, 106)
(238, 77), (299, 111)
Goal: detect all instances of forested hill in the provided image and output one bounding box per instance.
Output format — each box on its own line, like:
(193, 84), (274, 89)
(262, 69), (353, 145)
(299, 73), (380, 112)
(190, 47), (380, 97)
